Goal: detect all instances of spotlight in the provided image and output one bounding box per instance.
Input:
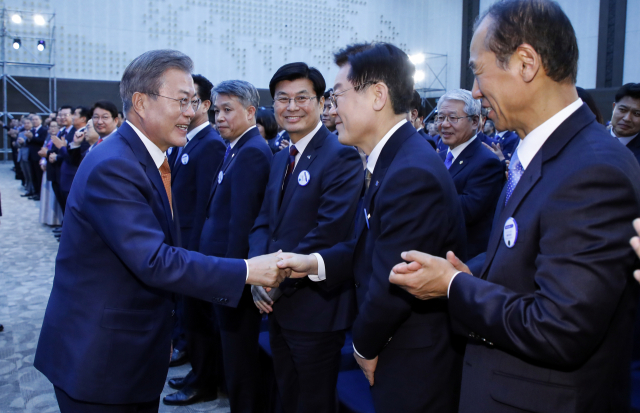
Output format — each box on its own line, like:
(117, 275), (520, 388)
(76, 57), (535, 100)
(414, 70), (425, 82)
(409, 53), (425, 65)
(11, 14), (22, 24)
(12, 38), (21, 50)
(34, 14), (46, 26)
(37, 40), (45, 51)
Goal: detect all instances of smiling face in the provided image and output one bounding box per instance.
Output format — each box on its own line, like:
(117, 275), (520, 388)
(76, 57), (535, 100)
(58, 108), (72, 128)
(273, 78), (323, 142)
(92, 107), (118, 138)
(213, 94), (255, 141)
(611, 96), (640, 138)
(438, 99), (478, 149)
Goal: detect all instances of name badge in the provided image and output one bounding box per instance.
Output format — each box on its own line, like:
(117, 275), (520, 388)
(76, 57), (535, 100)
(167, 147), (173, 155)
(503, 217), (518, 248)
(181, 153), (189, 165)
(218, 171), (224, 184)
(298, 170), (311, 186)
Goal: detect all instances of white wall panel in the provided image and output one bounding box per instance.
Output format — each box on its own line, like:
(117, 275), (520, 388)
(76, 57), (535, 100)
(623, 0), (639, 84)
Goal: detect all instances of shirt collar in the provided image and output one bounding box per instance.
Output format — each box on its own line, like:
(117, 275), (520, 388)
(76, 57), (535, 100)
(610, 127), (638, 146)
(65, 125), (73, 133)
(290, 121), (321, 155)
(448, 134), (476, 161)
(516, 98), (583, 169)
(366, 119), (407, 174)
(228, 125), (256, 149)
(186, 121), (209, 142)
(496, 130), (508, 138)
(126, 120), (165, 169)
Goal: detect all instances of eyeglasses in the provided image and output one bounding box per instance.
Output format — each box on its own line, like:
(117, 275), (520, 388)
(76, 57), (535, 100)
(434, 114), (474, 125)
(148, 93), (201, 113)
(273, 95), (317, 106)
(92, 115), (113, 122)
(329, 82), (376, 108)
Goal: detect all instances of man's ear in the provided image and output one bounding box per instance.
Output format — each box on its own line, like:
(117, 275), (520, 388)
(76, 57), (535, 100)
(371, 83), (389, 112)
(514, 43), (541, 83)
(246, 105), (256, 121)
(132, 92), (147, 118)
(201, 100), (212, 113)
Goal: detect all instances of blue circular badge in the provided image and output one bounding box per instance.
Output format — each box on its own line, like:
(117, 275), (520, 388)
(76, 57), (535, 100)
(298, 170), (311, 186)
(167, 147), (173, 155)
(181, 153), (189, 165)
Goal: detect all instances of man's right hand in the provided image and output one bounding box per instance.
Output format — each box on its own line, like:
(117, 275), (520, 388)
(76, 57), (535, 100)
(246, 251), (291, 288)
(276, 252), (318, 278)
(48, 153), (57, 163)
(37, 147), (47, 158)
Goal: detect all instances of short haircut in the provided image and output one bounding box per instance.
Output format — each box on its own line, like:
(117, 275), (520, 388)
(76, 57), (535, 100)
(437, 89), (481, 117)
(333, 42), (415, 114)
(213, 80), (260, 109)
(410, 90), (427, 118)
(120, 49), (194, 114)
(59, 105), (73, 112)
(92, 100), (119, 120)
(477, 0), (578, 84)
(576, 87), (604, 125)
(75, 106), (91, 121)
(192, 74), (214, 102)
(614, 83), (640, 103)
(323, 89), (333, 100)
(269, 62), (326, 99)
(256, 109), (278, 140)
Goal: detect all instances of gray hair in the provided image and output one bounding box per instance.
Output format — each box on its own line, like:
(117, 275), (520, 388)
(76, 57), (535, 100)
(213, 80), (260, 108)
(120, 49), (194, 114)
(437, 89), (481, 117)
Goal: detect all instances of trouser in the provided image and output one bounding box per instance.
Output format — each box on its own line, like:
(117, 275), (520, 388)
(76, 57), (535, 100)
(19, 159), (33, 193)
(30, 158), (43, 195)
(54, 386), (159, 413)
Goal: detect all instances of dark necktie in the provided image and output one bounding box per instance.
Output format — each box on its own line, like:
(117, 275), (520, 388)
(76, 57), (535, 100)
(444, 151), (454, 169)
(504, 150), (524, 206)
(282, 145), (299, 192)
(159, 157), (173, 214)
(364, 169), (372, 191)
(223, 143), (232, 163)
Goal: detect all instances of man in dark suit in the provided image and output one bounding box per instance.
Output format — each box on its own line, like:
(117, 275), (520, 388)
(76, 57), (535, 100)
(68, 101), (120, 166)
(47, 106), (74, 212)
(34, 49), (288, 413)
(409, 90), (436, 149)
(437, 89), (503, 257)
(249, 62), (363, 413)
(197, 79), (273, 411)
(162, 74), (227, 406)
(322, 88), (338, 134)
(57, 106), (89, 211)
(389, 2), (640, 412)
(278, 43), (467, 413)
(27, 114), (47, 199)
(495, 129), (518, 160)
(610, 83), (640, 163)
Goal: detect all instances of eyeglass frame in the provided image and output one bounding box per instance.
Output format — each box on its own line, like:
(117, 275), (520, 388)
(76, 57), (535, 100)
(434, 114), (475, 125)
(91, 114), (114, 122)
(147, 93), (201, 113)
(329, 81), (377, 108)
(273, 95), (318, 106)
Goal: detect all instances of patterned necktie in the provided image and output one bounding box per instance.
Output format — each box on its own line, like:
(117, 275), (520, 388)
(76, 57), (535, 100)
(282, 145), (299, 192)
(444, 151), (454, 169)
(159, 157), (173, 213)
(364, 169), (372, 191)
(504, 150), (524, 206)
(223, 143), (232, 163)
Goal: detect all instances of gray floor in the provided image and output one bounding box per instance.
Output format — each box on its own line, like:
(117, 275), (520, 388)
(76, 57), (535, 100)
(0, 161), (229, 412)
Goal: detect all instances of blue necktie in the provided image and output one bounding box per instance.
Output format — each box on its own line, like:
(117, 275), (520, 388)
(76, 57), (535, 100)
(223, 143), (232, 163)
(444, 151), (454, 169)
(505, 150), (524, 206)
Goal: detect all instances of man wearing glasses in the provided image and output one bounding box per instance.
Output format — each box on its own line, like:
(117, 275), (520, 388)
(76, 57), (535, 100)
(277, 43), (467, 413)
(34, 50), (288, 413)
(436, 89), (503, 257)
(249, 62), (363, 413)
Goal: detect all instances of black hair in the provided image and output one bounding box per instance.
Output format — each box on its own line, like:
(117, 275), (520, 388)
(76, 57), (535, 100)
(91, 100), (119, 120)
(256, 109), (278, 140)
(614, 83), (640, 103)
(192, 74), (214, 102)
(269, 62), (326, 99)
(576, 87), (604, 125)
(75, 106), (91, 121)
(477, 0), (578, 84)
(323, 89), (333, 100)
(59, 105), (73, 112)
(333, 42), (414, 114)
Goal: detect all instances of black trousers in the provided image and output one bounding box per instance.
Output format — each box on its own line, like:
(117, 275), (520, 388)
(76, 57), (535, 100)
(213, 286), (263, 413)
(51, 181), (64, 212)
(55, 386), (159, 413)
(269, 316), (345, 413)
(30, 158), (43, 195)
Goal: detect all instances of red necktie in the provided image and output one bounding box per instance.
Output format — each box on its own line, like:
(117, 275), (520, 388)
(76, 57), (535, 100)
(282, 145), (299, 192)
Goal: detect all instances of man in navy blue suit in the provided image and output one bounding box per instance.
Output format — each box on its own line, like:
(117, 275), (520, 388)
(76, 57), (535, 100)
(57, 106), (89, 211)
(47, 105), (74, 213)
(249, 62), (363, 413)
(278, 43), (467, 413)
(27, 114), (47, 200)
(198, 79), (273, 412)
(390, 2), (640, 412)
(610, 83), (640, 164)
(34, 50), (288, 413)
(437, 89), (503, 257)
(162, 74), (227, 406)
(495, 128), (518, 160)
(409, 90), (436, 149)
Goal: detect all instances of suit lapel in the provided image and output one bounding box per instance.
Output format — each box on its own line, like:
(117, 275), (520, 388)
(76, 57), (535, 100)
(448, 137), (479, 178)
(171, 125), (208, 180)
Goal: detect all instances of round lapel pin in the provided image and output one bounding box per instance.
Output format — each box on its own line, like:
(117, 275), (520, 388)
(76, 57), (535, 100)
(503, 217), (518, 248)
(298, 170), (311, 186)
(181, 153), (189, 165)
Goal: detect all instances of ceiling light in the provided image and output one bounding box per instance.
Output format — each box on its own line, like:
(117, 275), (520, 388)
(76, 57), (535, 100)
(11, 14), (22, 24)
(414, 70), (425, 82)
(37, 40), (45, 51)
(34, 15), (46, 26)
(12, 38), (21, 50)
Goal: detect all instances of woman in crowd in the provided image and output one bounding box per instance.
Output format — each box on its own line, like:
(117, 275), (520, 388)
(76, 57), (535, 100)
(39, 120), (63, 226)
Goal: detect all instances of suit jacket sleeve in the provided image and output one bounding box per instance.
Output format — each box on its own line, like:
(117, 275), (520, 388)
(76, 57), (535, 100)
(458, 155), (504, 225)
(226, 146), (271, 259)
(187, 138), (226, 251)
(83, 156), (247, 306)
(247, 164), (275, 259)
(449, 163), (639, 367)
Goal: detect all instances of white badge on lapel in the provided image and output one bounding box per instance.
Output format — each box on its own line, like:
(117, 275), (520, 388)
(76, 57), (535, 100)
(298, 170), (311, 186)
(181, 153), (189, 165)
(218, 171), (224, 184)
(503, 217), (518, 248)
(167, 147), (173, 155)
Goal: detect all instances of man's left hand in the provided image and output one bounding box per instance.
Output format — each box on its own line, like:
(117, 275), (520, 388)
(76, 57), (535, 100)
(389, 250), (459, 300)
(354, 354), (378, 386)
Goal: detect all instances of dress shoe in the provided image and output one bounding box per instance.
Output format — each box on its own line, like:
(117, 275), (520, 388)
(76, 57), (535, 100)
(29, 195), (40, 200)
(168, 376), (188, 390)
(20, 192), (34, 197)
(168, 348), (188, 367)
(162, 386), (217, 406)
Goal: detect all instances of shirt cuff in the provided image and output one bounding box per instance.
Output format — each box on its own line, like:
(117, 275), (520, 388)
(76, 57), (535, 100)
(244, 259), (249, 281)
(447, 271), (462, 298)
(69, 142), (81, 149)
(353, 343), (368, 359)
(308, 253), (326, 282)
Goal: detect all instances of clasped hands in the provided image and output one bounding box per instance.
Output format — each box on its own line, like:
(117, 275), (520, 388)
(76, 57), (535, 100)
(245, 251), (312, 292)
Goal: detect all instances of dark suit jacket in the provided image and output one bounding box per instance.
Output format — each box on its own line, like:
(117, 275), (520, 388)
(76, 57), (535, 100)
(199, 126), (272, 259)
(418, 128), (437, 150)
(55, 126), (81, 192)
(34, 122), (247, 405)
(623, 133), (640, 164)
(28, 125), (47, 161)
(477, 131), (498, 147)
(449, 105), (640, 413)
(248, 125), (363, 332)
(434, 134), (448, 153)
(496, 130), (519, 160)
(169, 124), (226, 251)
(439, 137), (504, 257)
(46, 127), (74, 183)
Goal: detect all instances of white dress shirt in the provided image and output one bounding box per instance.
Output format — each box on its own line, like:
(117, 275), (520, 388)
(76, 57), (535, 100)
(290, 121), (322, 171)
(611, 127), (638, 146)
(446, 135), (477, 162)
(447, 98), (584, 297)
(186, 121), (210, 144)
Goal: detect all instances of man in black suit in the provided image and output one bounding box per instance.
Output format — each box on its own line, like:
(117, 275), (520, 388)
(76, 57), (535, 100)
(28, 114), (47, 199)
(437, 89), (503, 257)
(249, 62), (363, 413)
(197, 80), (273, 411)
(409, 90), (436, 149)
(389, 2), (640, 412)
(610, 83), (640, 163)
(163, 74), (227, 406)
(48, 106), (74, 212)
(278, 43), (467, 413)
